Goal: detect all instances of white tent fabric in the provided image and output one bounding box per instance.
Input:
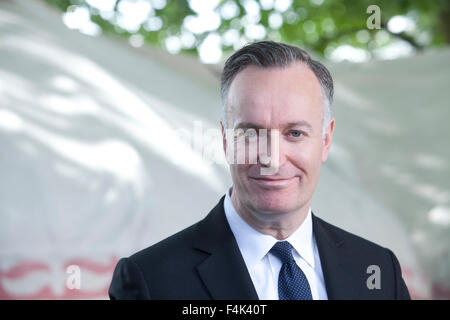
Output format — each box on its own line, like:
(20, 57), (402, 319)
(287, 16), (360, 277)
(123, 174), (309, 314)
(0, 0), (448, 299)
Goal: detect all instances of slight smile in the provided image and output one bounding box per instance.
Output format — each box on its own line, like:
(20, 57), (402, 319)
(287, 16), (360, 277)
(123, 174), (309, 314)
(249, 177), (298, 188)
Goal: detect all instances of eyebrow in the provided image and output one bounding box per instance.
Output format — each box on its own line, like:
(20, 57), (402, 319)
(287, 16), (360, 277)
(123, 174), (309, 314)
(235, 120), (313, 131)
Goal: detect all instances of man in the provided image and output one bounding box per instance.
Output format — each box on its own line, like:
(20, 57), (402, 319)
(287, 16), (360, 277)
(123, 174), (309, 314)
(109, 41), (411, 300)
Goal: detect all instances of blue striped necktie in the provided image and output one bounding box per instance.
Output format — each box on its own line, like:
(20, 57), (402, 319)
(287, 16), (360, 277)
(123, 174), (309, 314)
(270, 241), (313, 300)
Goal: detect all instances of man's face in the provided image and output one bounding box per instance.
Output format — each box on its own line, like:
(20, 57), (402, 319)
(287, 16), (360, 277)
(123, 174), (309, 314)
(221, 62), (334, 215)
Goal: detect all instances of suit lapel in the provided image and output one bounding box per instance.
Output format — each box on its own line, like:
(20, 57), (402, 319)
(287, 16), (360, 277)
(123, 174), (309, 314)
(312, 213), (360, 299)
(192, 198), (359, 300)
(193, 196), (259, 300)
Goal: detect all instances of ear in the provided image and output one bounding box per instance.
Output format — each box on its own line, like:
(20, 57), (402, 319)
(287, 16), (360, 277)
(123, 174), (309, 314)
(220, 120), (227, 154)
(322, 117), (335, 163)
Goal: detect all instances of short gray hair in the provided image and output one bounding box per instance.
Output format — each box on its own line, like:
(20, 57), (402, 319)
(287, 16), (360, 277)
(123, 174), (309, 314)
(220, 41), (334, 139)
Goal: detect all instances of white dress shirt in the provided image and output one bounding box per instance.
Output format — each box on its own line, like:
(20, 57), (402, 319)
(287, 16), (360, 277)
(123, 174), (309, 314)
(223, 185), (328, 300)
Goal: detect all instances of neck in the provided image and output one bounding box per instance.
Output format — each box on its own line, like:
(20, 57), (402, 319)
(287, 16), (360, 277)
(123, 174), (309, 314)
(230, 188), (310, 240)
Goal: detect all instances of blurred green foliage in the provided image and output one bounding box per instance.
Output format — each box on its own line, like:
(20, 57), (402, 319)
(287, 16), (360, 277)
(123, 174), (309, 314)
(44, 0), (450, 60)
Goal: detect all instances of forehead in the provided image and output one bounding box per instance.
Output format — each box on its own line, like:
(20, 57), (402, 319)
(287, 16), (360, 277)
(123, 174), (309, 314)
(227, 62), (323, 128)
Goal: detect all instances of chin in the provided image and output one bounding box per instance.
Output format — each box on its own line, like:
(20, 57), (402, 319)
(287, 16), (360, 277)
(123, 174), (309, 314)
(251, 192), (299, 214)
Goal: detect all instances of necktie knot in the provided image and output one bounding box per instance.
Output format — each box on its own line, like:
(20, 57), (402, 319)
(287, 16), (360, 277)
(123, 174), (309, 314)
(270, 241), (313, 300)
(270, 241), (295, 264)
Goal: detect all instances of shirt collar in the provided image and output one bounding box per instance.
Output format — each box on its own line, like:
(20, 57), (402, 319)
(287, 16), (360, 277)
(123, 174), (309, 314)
(224, 185), (316, 271)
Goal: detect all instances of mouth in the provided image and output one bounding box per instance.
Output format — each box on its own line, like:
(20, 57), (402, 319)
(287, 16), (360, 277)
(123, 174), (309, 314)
(248, 176), (297, 188)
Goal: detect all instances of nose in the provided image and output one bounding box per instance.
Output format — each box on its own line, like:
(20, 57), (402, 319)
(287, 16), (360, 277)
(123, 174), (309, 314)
(257, 129), (281, 175)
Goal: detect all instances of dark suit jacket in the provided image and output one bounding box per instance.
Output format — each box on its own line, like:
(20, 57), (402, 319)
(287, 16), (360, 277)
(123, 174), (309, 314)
(109, 195), (411, 300)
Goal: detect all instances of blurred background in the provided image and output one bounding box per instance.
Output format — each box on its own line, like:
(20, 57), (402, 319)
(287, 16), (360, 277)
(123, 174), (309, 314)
(0, 0), (449, 299)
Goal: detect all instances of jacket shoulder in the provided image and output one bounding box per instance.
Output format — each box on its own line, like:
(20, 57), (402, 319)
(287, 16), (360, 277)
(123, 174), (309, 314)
(129, 219), (205, 266)
(313, 215), (411, 299)
(109, 217), (213, 299)
(313, 215), (390, 255)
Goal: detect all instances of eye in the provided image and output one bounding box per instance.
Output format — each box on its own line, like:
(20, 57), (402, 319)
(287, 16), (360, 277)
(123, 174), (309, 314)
(289, 130), (303, 138)
(245, 130), (257, 138)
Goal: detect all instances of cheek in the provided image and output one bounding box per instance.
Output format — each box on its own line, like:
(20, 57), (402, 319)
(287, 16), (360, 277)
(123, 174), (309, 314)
(286, 141), (323, 173)
(228, 136), (259, 165)
(231, 164), (251, 183)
